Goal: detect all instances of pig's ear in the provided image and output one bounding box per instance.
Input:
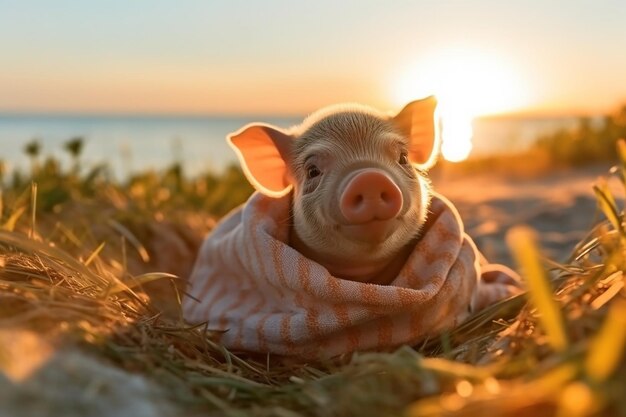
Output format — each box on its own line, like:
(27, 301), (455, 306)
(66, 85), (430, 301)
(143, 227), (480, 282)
(392, 95), (440, 169)
(227, 124), (294, 198)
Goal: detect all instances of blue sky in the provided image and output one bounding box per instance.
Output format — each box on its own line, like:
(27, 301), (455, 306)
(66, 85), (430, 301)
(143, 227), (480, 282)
(1, 0), (625, 115)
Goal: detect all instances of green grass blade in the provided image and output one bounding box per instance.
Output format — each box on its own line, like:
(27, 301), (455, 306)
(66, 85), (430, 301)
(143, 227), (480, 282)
(507, 226), (569, 352)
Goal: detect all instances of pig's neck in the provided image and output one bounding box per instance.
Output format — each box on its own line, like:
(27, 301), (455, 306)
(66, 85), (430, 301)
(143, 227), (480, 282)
(289, 229), (413, 285)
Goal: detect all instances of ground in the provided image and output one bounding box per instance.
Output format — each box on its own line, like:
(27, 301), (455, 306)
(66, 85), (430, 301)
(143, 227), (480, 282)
(433, 164), (614, 265)
(0, 162), (624, 417)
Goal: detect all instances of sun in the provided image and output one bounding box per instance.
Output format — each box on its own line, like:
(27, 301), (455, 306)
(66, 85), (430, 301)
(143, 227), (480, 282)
(391, 47), (529, 162)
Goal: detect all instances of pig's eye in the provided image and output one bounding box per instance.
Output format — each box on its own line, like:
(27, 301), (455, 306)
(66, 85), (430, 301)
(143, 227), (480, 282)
(398, 152), (409, 165)
(306, 165), (321, 179)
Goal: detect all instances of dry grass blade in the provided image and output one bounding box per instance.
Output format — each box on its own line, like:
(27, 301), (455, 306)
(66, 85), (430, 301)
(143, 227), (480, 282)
(590, 271), (624, 309)
(617, 138), (626, 188)
(0, 230), (104, 286)
(84, 241), (106, 266)
(593, 178), (623, 236)
(107, 272), (178, 294)
(420, 358), (493, 380)
(29, 181), (37, 239)
(107, 218), (150, 262)
(2, 205), (27, 232)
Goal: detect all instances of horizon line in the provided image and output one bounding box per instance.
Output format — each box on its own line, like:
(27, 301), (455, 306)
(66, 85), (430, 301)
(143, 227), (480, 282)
(0, 108), (611, 121)
(0, 108), (308, 120)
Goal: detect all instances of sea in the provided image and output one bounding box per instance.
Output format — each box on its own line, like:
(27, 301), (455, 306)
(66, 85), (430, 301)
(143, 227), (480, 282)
(0, 113), (601, 180)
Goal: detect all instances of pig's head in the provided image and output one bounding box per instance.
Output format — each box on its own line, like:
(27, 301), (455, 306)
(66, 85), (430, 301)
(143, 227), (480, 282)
(228, 96), (440, 280)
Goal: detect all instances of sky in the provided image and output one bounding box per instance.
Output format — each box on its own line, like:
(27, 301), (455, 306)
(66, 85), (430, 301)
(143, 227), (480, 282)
(1, 0), (626, 116)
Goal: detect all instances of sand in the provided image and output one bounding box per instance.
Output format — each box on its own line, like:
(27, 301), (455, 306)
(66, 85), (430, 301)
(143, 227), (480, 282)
(432, 164), (617, 267)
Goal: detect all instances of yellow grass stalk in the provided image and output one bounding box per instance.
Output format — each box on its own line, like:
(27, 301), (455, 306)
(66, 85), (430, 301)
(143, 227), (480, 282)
(590, 272), (623, 310)
(593, 178), (622, 235)
(84, 242), (106, 266)
(29, 182), (37, 239)
(585, 297), (626, 383)
(107, 272), (178, 294)
(2, 206), (26, 232)
(617, 138), (626, 190)
(420, 357), (492, 380)
(507, 226), (569, 352)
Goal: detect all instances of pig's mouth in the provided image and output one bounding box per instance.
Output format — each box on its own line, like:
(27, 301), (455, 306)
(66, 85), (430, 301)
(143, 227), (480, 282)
(340, 218), (399, 243)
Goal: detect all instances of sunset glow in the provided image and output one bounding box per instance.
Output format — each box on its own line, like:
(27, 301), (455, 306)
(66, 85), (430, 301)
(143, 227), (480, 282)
(1, 2), (626, 119)
(393, 47), (531, 162)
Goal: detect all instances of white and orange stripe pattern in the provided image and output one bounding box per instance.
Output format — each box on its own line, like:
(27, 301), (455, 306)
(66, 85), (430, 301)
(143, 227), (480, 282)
(183, 192), (518, 359)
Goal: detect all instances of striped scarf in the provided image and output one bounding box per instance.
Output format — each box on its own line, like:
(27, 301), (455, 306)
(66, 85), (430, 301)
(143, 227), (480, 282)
(183, 192), (517, 359)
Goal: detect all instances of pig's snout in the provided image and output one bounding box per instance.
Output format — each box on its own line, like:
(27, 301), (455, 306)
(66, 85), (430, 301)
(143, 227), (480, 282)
(339, 170), (403, 224)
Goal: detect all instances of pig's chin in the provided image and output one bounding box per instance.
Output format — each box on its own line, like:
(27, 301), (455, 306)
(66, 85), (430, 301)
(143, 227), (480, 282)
(339, 219), (397, 244)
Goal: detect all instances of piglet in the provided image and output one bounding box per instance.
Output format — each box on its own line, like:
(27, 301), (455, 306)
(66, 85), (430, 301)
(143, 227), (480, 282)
(184, 96), (519, 358)
(230, 97), (440, 285)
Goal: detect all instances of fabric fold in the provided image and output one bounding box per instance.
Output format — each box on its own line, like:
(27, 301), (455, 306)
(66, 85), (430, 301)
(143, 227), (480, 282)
(183, 191), (516, 359)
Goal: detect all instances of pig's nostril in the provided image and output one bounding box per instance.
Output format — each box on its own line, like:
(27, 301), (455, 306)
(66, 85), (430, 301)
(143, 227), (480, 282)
(340, 169), (403, 223)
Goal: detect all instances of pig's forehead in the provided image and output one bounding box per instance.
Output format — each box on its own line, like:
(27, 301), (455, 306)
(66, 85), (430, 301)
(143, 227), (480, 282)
(294, 111), (405, 152)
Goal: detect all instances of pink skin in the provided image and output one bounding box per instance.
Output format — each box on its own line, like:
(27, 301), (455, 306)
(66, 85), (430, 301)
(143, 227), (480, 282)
(291, 167), (420, 285)
(339, 169), (404, 243)
(228, 98), (440, 285)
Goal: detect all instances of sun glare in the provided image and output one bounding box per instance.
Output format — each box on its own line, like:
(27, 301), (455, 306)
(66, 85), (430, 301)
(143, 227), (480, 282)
(392, 47), (529, 162)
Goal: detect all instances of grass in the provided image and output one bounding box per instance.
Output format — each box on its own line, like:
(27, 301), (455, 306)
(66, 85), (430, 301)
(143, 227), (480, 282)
(1, 139), (626, 416)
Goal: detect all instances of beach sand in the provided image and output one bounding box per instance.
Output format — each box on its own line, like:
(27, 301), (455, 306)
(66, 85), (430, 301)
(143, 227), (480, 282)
(432, 164), (617, 267)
